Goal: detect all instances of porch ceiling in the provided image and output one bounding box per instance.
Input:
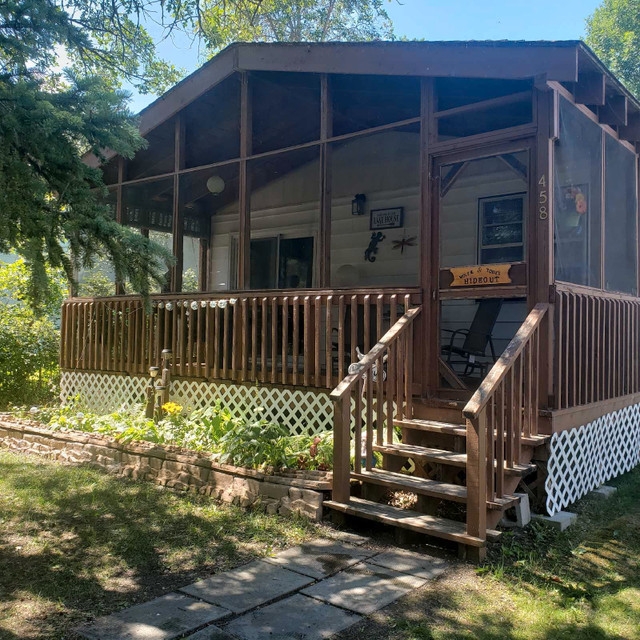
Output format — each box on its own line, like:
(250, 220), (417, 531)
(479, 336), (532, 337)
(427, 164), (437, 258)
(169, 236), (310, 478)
(84, 40), (640, 170)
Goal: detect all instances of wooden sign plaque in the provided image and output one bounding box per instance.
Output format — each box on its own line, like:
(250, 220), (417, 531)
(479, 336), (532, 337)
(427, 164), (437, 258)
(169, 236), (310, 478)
(449, 263), (512, 287)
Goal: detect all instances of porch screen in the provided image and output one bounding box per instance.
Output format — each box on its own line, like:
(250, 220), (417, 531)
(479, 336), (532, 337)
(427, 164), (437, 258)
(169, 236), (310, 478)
(604, 134), (638, 295)
(553, 98), (602, 287)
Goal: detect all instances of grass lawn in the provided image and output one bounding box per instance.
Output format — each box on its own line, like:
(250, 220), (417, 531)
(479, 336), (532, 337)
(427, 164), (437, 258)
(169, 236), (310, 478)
(0, 449), (321, 640)
(337, 466), (640, 640)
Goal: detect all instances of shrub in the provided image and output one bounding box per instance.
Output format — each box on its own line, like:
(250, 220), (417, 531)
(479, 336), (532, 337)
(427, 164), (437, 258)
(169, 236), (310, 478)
(0, 258), (66, 408)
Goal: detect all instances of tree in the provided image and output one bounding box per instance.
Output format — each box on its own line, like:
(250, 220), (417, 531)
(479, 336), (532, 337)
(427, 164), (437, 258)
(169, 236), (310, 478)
(200, 0), (393, 49)
(1, 0), (396, 304)
(0, 0), (190, 304)
(586, 0), (640, 97)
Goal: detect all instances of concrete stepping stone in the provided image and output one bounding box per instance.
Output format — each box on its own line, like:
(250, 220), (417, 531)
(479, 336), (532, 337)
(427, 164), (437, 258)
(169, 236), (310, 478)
(224, 593), (360, 640)
(263, 539), (377, 579)
(184, 625), (237, 639)
(301, 562), (426, 615)
(77, 593), (230, 640)
(366, 548), (449, 580)
(179, 560), (314, 613)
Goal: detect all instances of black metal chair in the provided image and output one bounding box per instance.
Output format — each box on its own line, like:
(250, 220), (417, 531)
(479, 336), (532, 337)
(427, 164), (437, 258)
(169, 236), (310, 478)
(441, 299), (503, 378)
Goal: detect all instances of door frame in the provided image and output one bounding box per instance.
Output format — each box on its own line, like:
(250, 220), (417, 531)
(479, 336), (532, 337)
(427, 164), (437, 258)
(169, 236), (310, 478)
(426, 138), (536, 395)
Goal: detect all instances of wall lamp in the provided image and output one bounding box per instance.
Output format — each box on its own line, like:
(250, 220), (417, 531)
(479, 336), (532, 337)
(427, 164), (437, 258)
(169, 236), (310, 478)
(352, 193), (366, 216)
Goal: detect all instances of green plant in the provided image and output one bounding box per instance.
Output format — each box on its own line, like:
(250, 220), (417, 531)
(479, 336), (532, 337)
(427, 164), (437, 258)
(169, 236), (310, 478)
(218, 412), (293, 469)
(0, 258), (66, 409)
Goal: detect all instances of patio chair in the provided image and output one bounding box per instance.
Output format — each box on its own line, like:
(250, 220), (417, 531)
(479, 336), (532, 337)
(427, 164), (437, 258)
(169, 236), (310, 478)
(441, 299), (503, 378)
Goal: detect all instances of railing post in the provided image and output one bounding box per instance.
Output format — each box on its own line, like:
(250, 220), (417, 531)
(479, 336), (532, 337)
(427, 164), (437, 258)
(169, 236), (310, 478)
(466, 413), (487, 549)
(332, 395), (351, 503)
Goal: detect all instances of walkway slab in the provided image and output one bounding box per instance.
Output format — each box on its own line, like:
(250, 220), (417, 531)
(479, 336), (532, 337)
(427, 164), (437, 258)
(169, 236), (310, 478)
(224, 593), (360, 640)
(301, 562), (426, 615)
(263, 539), (377, 578)
(77, 593), (230, 640)
(179, 560), (314, 613)
(366, 548), (449, 580)
(184, 626), (237, 640)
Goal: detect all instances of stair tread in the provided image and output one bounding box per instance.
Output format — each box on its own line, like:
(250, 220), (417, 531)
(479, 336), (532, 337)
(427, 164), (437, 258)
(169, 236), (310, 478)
(324, 496), (485, 547)
(374, 443), (467, 467)
(398, 419), (551, 446)
(352, 468), (467, 502)
(374, 443), (537, 476)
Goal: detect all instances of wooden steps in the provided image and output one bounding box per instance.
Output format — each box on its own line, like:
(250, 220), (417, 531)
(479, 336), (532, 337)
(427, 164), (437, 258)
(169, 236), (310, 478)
(324, 496), (485, 547)
(397, 418), (550, 447)
(374, 442), (467, 468)
(374, 442), (537, 477)
(352, 468), (468, 502)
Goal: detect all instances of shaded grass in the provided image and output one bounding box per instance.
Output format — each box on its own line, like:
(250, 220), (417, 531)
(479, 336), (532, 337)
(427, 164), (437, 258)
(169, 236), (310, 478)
(338, 466), (640, 640)
(0, 449), (320, 640)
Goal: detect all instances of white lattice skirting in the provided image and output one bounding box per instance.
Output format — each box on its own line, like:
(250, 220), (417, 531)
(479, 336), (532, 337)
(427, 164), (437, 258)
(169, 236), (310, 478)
(60, 371), (334, 435)
(546, 403), (640, 516)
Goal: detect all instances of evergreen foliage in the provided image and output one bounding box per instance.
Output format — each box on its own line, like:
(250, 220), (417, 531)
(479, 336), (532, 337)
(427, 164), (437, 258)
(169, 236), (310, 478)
(586, 0), (640, 98)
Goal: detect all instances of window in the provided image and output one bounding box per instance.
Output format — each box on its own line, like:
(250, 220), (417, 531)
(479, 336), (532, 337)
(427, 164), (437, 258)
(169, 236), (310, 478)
(478, 194), (525, 264)
(246, 235), (315, 290)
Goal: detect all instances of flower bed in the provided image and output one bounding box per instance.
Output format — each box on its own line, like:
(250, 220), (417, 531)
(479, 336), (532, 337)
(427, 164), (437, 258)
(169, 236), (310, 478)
(0, 416), (330, 520)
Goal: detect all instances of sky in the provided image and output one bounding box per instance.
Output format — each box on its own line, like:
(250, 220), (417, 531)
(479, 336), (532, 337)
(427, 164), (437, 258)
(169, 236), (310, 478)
(128, 0), (602, 112)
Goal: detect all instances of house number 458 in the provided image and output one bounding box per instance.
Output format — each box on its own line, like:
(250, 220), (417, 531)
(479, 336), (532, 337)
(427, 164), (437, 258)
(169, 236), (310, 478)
(538, 175), (548, 220)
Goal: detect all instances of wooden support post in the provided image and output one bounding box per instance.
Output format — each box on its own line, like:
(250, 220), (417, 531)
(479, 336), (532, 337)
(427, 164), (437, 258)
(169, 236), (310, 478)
(319, 74), (332, 287)
(115, 157), (125, 295)
(534, 86), (555, 408)
(420, 78), (437, 397)
(238, 72), (252, 289)
(172, 115), (184, 292)
(466, 414), (487, 543)
(332, 397), (351, 503)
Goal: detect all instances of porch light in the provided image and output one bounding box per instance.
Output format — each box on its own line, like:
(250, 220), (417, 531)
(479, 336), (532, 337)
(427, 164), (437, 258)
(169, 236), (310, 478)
(206, 175), (225, 195)
(352, 193), (366, 216)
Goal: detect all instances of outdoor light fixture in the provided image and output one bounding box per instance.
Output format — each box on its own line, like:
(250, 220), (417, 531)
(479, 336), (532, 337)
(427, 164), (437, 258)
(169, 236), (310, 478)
(149, 366), (160, 378)
(206, 175), (225, 195)
(352, 193), (366, 216)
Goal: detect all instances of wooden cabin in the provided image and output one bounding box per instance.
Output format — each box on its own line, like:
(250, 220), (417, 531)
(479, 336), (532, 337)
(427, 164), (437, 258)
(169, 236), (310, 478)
(67, 41), (640, 559)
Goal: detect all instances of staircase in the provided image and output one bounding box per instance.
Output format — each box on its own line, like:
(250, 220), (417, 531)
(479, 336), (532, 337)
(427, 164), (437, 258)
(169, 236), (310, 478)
(326, 304), (551, 561)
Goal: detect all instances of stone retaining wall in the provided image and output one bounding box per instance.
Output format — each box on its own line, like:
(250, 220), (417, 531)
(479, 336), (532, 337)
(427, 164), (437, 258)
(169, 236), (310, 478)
(0, 419), (329, 520)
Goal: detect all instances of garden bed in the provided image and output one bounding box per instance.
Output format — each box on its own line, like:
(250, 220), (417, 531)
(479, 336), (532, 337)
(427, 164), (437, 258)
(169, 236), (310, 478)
(0, 416), (330, 520)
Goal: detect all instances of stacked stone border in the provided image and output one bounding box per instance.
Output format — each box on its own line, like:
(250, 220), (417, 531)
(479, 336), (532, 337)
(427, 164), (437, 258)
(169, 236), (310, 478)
(0, 419), (329, 521)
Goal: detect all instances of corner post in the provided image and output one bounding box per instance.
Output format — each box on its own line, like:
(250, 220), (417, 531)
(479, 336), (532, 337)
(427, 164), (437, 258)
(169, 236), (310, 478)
(465, 413), (487, 550)
(533, 82), (557, 408)
(331, 395), (351, 503)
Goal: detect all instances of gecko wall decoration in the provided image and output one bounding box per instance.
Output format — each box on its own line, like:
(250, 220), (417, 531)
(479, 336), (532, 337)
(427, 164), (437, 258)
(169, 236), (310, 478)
(364, 232), (385, 262)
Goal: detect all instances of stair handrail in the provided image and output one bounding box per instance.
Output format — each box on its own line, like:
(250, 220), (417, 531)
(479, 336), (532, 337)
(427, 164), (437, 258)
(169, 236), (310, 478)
(462, 302), (549, 544)
(330, 306), (422, 503)
(463, 303), (549, 420)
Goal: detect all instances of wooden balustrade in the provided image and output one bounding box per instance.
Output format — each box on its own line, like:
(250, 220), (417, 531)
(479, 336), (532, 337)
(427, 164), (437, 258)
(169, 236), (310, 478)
(60, 288), (421, 389)
(462, 303), (549, 540)
(329, 306), (422, 503)
(553, 283), (640, 410)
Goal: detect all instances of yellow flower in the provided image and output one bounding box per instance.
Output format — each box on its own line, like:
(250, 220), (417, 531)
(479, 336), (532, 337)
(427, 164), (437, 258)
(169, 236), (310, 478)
(161, 402), (183, 415)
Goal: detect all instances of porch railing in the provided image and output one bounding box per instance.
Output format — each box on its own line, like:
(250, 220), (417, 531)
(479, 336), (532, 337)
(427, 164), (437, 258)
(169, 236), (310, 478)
(463, 303), (549, 540)
(60, 288), (421, 390)
(553, 283), (640, 410)
(329, 305), (422, 503)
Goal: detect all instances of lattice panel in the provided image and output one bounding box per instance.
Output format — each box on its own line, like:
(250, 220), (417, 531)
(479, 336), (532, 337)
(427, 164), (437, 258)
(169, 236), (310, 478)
(546, 403), (640, 516)
(60, 371), (333, 436)
(60, 371), (148, 414)
(170, 379), (333, 435)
